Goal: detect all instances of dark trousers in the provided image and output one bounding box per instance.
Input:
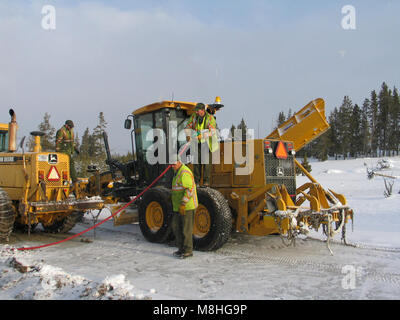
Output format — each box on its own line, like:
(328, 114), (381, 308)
(171, 210), (195, 254)
(194, 143), (211, 184)
(69, 155), (77, 183)
(61, 152), (77, 183)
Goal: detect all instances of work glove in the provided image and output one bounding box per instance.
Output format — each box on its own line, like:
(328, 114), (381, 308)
(186, 136), (191, 142)
(197, 134), (202, 141)
(179, 204), (186, 216)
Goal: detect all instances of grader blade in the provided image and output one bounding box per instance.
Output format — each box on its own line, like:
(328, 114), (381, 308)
(108, 203), (139, 226)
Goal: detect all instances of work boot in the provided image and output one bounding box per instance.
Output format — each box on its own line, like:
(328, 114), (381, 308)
(180, 252), (193, 259)
(173, 250), (184, 257)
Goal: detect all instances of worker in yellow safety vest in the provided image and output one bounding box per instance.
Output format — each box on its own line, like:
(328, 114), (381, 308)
(55, 120), (79, 183)
(185, 103), (219, 186)
(170, 155), (198, 259)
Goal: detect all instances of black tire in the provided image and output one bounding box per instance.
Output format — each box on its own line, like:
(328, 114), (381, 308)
(13, 222), (38, 233)
(42, 211), (81, 234)
(138, 187), (173, 243)
(0, 188), (15, 242)
(193, 187), (232, 251)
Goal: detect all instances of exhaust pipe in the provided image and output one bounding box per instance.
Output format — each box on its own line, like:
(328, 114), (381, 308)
(30, 131), (45, 153)
(8, 109), (17, 152)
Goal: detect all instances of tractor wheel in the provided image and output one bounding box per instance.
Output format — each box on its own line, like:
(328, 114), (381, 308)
(42, 211), (81, 234)
(138, 187), (173, 243)
(13, 222), (38, 233)
(193, 187), (232, 251)
(0, 188), (15, 242)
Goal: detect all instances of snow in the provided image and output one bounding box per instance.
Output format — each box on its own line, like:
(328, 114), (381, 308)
(1, 156), (400, 300)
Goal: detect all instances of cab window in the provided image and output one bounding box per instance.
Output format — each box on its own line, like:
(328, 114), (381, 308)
(0, 131), (8, 152)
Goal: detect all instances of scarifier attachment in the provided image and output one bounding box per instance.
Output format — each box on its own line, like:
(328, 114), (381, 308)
(265, 98), (354, 254)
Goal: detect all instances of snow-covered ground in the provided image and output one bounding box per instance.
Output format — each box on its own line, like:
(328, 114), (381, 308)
(1, 156), (400, 300)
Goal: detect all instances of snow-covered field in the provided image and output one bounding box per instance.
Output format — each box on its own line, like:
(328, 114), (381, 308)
(1, 156), (400, 300)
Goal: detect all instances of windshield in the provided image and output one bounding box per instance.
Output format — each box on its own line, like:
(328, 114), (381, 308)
(0, 131), (8, 152)
(135, 111), (165, 160)
(167, 108), (188, 152)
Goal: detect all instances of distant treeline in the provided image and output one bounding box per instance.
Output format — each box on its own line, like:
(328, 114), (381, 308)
(30, 81), (399, 179)
(275, 82), (400, 160)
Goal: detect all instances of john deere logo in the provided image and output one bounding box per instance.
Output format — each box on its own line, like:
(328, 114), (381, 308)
(48, 154), (58, 164)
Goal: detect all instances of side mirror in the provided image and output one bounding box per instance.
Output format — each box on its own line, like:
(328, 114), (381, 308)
(124, 119), (132, 130)
(19, 136), (26, 149)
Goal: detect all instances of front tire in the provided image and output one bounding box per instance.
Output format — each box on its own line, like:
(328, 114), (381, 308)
(193, 187), (232, 251)
(138, 187), (173, 243)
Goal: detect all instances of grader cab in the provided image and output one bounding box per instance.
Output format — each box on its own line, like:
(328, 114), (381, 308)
(84, 98), (353, 252)
(0, 109), (104, 242)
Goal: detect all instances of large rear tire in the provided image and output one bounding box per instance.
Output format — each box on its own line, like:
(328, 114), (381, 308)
(193, 187), (232, 251)
(0, 188), (15, 242)
(138, 187), (173, 243)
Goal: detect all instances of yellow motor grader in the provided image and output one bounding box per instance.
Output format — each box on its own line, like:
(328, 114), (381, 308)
(0, 109), (104, 241)
(82, 98), (353, 252)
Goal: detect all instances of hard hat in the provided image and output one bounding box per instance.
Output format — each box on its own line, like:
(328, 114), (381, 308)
(215, 96), (221, 104)
(65, 120), (74, 128)
(195, 103), (206, 111)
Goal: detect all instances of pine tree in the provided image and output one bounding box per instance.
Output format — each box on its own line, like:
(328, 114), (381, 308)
(313, 130), (331, 161)
(388, 87), (400, 155)
(327, 107), (340, 159)
(39, 113), (56, 151)
(237, 118), (248, 141)
(286, 108), (293, 121)
(368, 90), (379, 157)
(349, 104), (362, 158)
(27, 112), (56, 151)
(297, 154), (311, 176)
(377, 82), (391, 156)
(74, 132), (80, 154)
(276, 111), (286, 128)
(360, 99), (370, 156)
(229, 124), (236, 140)
(337, 96), (353, 159)
(80, 127), (91, 158)
(92, 112), (107, 158)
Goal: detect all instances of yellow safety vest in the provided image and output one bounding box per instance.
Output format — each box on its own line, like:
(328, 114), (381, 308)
(171, 164), (198, 211)
(193, 114), (219, 153)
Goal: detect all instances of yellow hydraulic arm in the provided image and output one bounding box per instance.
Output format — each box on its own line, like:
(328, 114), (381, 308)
(266, 98), (329, 152)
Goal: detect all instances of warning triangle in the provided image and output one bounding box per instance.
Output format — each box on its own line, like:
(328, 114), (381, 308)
(275, 141), (288, 159)
(47, 166), (60, 181)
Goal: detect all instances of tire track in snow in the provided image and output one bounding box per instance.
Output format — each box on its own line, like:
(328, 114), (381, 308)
(217, 246), (400, 286)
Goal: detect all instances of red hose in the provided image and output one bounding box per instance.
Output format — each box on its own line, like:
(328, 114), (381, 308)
(16, 139), (192, 251)
(17, 164), (173, 251)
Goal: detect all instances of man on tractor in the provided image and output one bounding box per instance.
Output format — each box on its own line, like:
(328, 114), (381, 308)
(56, 120), (79, 183)
(184, 103), (219, 186)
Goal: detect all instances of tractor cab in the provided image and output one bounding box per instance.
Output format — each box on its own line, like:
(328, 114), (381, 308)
(132, 102), (189, 186)
(0, 123), (8, 152)
(124, 99), (223, 188)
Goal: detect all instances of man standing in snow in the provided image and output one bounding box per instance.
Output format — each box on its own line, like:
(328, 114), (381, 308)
(170, 155), (198, 259)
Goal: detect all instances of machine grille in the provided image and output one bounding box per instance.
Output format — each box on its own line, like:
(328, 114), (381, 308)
(264, 141), (296, 198)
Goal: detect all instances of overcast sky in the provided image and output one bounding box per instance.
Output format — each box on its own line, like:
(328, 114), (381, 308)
(1, 0), (399, 153)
